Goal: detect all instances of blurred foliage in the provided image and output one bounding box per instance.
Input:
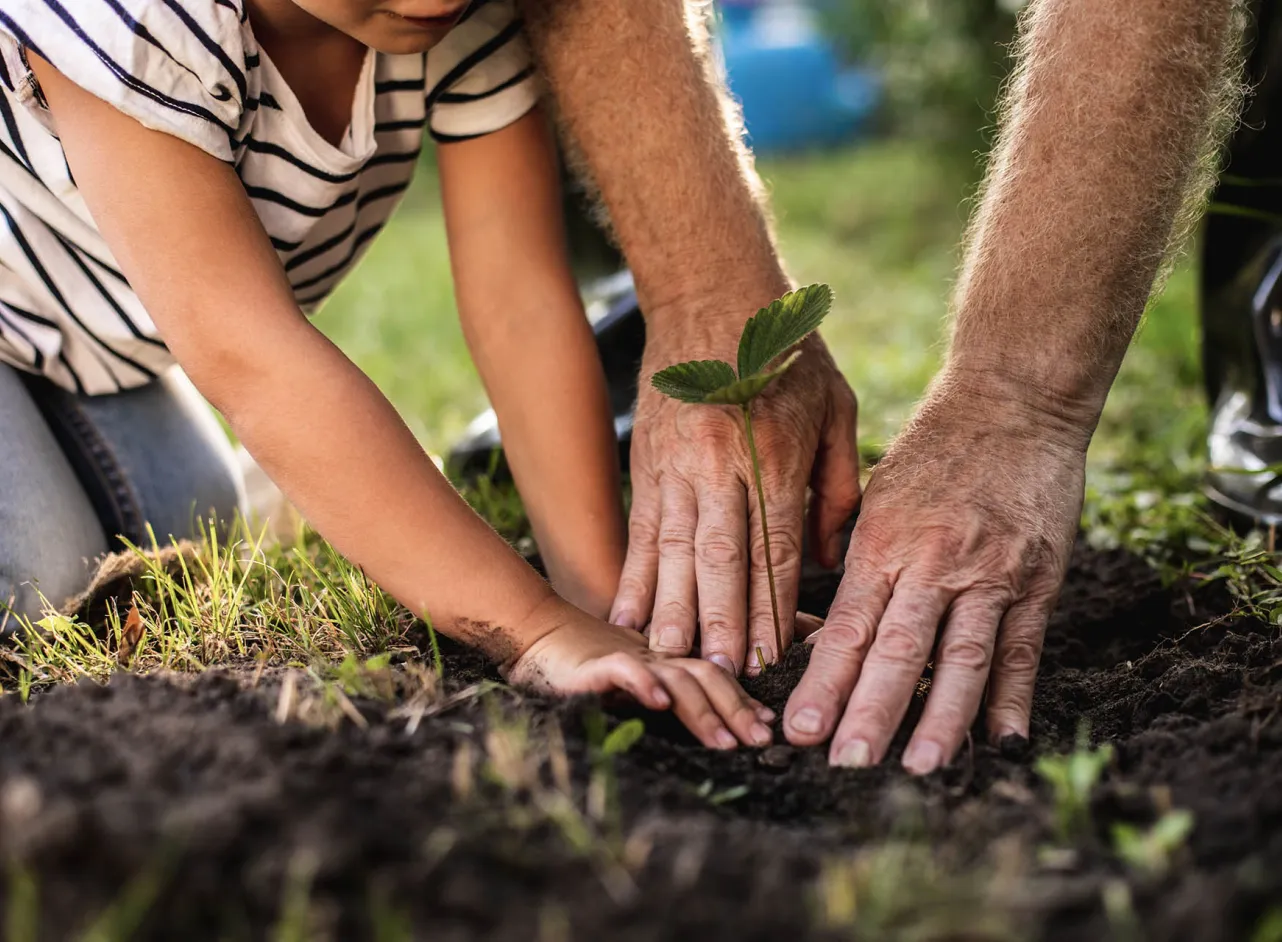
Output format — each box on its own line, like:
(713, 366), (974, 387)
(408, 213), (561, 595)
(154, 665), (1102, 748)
(821, 0), (1022, 152)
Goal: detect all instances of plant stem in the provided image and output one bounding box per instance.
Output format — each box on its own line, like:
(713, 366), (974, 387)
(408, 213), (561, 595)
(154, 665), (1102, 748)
(742, 403), (782, 660)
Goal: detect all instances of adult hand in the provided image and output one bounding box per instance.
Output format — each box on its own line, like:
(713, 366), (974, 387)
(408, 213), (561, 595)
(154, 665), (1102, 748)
(783, 372), (1089, 773)
(609, 330), (862, 676)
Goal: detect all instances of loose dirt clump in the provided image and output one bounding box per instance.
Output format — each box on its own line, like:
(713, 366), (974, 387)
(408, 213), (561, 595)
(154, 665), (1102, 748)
(1, 544), (1280, 941)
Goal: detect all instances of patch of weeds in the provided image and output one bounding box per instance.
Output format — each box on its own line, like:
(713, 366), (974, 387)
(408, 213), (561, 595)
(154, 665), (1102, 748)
(1034, 725), (1114, 843)
(652, 284), (833, 659)
(815, 839), (1025, 941)
(0, 518), (420, 696)
(468, 700), (649, 903)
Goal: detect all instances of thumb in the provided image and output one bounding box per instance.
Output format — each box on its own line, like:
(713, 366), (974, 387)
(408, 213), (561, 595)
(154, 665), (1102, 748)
(808, 386), (861, 569)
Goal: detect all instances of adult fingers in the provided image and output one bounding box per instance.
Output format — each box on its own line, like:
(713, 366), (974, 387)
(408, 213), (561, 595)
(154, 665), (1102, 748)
(985, 593), (1053, 741)
(693, 478), (749, 674)
(648, 481), (699, 656)
(808, 387), (862, 569)
(610, 476), (661, 630)
(828, 576), (954, 767)
(900, 593), (1005, 775)
(662, 659), (773, 747)
(783, 552), (892, 746)
(746, 480), (805, 673)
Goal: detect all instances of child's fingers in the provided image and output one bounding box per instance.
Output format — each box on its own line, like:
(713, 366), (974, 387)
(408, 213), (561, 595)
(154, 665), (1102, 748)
(669, 660), (773, 747)
(649, 664), (740, 749)
(579, 653), (672, 711)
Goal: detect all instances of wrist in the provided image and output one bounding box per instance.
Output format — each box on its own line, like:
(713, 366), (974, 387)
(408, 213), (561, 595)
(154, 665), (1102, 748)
(496, 591), (579, 673)
(930, 358), (1102, 455)
(638, 270), (791, 354)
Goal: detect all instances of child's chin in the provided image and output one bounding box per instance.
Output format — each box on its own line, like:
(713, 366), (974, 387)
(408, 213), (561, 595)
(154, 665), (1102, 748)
(363, 24), (451, 55)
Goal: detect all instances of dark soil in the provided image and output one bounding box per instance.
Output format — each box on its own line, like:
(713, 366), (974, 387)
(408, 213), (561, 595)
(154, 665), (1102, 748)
(2, 543), (1281, 941)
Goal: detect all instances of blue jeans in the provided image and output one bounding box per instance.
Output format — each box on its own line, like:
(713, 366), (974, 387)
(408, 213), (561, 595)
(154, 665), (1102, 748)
(0, 364), (245, 625)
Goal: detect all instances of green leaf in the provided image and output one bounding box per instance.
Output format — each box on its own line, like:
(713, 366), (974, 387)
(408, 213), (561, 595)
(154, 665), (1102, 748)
(650, 359), (737, 403)
(704, 350), (802, 404)
(601, 718), (645, 756)
(737, 283), (833, 379)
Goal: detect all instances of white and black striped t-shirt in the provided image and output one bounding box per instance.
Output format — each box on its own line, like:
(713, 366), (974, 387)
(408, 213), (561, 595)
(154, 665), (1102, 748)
(0, 0), (539, 394)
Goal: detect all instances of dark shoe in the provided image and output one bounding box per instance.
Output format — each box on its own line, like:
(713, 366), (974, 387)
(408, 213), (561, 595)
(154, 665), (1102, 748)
(1201, 0), (1282, 524)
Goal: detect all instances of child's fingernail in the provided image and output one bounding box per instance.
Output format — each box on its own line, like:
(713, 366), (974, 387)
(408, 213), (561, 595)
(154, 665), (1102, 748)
(612, 610), (636, 630)
(714, 728), (736, 749)
(751, 723), (772, 746)
(757, 706), (776, 723)
(652, 688), (671, 708)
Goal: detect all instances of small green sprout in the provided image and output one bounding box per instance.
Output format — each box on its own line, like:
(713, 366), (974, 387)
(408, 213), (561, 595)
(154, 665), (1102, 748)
(1034, 727), (1114, 842)
(1111, 808), (1194, 877)
(650, 284), (834, 659)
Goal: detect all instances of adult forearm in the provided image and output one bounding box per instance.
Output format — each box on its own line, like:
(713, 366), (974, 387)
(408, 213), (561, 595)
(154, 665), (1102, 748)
(948, 0), (1245, 431)
(518, 0), (788, 337)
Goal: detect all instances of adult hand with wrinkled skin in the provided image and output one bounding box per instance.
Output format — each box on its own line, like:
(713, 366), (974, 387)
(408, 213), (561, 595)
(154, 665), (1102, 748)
(609, 330), (862, 677)
(783, 375), (1090, 773)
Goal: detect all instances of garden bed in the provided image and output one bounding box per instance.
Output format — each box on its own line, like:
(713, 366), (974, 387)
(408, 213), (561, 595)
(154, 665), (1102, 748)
(1, 543), (1280, 941)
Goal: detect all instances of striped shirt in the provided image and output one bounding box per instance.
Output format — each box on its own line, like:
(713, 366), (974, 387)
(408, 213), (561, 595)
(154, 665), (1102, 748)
(0, 0), (539, 394)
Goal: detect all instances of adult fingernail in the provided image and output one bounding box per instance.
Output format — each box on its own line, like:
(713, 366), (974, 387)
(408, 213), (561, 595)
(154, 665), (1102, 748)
(715, 728), (737, 749)
(757, 706), (776, 722)
(657, 627), (685, 651)
(789, 707), (823, 736)
(612, 611), (637, 630)
(902, 740), (943, 776)
(707, 653), (735, 675)
(651, 687), (671, 709)
(832, 739), (872, 769)
(751, 723), (772, 746)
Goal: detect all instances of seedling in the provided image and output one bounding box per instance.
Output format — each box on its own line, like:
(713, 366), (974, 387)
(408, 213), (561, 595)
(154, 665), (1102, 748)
(1111, 808), (1194, 877)
(650, 284), (833, 659)
(1034, 725), (1114, 842)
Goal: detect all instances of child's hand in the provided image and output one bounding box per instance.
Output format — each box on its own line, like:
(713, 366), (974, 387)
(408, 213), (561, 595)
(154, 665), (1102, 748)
(505, 606), (775, 750)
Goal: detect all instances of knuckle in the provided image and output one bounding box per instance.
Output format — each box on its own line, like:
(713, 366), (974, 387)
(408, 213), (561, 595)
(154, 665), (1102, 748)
(750, 523), (802, 568)
(695, 527), (746, 567)
(697, 607), (740, 638)
(616, 571), (652, 600)
(936, 634), (993, 675)
(657, 526), (695, 558)
(873, 626), (933, 668)
(628, 510), (661, 546)
(814, 620), (874, 656)
(994, 632), (1044, 677)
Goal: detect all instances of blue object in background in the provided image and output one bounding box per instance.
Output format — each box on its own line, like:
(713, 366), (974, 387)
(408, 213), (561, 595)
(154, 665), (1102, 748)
(717, 0), (878, 155)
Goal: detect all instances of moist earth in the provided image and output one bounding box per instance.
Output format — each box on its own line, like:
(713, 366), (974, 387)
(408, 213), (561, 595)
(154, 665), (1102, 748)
(1, 544), (1281, 941)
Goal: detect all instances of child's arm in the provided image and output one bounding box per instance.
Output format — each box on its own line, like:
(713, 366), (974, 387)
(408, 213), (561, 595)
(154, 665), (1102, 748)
(437, 109), (625, 619)
(30, 55), (771, 750)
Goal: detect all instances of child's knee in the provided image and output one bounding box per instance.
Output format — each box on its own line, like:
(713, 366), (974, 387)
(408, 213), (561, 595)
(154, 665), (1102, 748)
(0, 539), (104, 629)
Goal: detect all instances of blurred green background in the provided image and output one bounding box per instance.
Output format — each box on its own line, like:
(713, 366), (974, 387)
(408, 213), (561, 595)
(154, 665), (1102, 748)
(314, 0), (1205, 540)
